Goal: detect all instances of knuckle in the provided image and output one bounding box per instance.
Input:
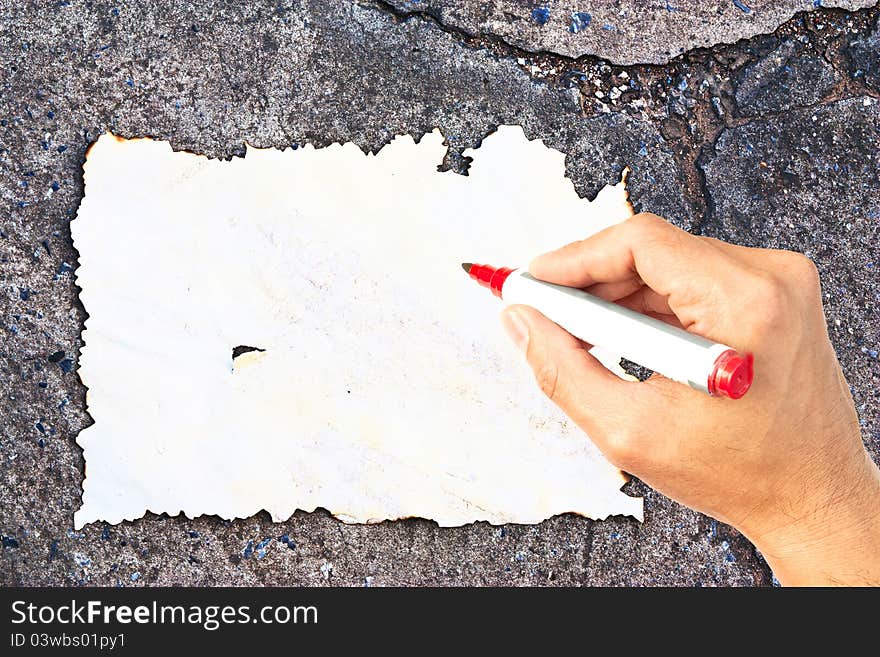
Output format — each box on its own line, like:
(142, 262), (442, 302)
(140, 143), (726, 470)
(783, 251), (821, 288)
(627, 213), (688, 256)
(744, 271), (790, 333)
(627, 212), (667, 235)
(751, 271), (782, 302)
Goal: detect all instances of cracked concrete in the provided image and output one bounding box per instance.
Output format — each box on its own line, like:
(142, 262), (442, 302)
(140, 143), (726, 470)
(382, 0), (876, 64)
(1, 0), (878, 586)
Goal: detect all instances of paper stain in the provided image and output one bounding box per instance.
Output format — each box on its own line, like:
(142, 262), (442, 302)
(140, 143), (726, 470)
(71, 125), (641, 529)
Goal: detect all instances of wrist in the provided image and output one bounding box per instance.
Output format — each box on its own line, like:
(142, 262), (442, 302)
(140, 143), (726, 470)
(741, 453), (880, 586)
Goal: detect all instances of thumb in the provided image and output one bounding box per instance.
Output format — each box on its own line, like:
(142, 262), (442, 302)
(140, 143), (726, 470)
(501, 304), (656, 450)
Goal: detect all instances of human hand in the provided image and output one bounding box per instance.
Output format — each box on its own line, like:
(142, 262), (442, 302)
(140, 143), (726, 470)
(500, 213), (880, 586)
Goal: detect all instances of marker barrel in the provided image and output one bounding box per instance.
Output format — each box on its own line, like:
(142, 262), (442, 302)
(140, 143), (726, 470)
(498, 269), (752, 398)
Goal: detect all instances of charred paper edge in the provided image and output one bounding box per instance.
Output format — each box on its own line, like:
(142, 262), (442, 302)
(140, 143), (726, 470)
(71, 126), (641, 529)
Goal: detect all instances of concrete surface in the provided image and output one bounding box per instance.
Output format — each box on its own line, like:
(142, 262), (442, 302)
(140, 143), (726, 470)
(384, 0), (876, 63)
(0, 0), (878, 586)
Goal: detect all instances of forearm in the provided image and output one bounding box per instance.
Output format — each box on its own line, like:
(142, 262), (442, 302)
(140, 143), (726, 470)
(744, 454), (880, 586)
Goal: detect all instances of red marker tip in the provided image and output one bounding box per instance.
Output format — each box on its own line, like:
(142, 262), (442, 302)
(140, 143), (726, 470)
(463, 263), (515, 298)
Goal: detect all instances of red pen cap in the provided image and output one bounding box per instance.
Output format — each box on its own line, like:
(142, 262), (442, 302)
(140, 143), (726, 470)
(708, 350), (754, 399)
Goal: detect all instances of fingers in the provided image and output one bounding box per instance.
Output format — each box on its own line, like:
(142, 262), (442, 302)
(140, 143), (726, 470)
(529, 213), (749, 340)
(583, 278), (643, 303)
(501, 304), (664, 455)
(530, 213), (735, 299)
(584, 281), (681, 327)
(614, 286), (676, 319)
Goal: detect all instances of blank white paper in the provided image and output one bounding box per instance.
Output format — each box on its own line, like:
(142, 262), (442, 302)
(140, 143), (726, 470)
(72, 125), (642, 529)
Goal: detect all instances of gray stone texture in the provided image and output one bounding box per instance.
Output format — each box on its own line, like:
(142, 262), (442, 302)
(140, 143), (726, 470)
(735, 39), (841, 115)
(1, 0), (878, 586)
(385, 0), (876, 64)
(846, 15), (880, 91)
(702, 98), (880, 438)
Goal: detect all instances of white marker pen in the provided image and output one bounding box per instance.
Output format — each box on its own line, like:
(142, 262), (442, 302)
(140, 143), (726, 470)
(463, 263), (754, 399)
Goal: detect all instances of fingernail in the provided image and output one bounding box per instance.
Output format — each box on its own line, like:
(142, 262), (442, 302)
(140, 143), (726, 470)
(501, 308), (529, 354)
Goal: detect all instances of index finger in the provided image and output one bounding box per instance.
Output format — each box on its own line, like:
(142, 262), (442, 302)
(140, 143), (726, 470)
(529, 213), (738, 303)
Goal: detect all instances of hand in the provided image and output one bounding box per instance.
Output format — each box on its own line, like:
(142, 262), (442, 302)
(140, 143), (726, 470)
(501, 213), (880, 586)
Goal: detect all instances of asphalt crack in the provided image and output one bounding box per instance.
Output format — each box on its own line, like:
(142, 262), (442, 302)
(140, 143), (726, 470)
(368, 1), (879, 231)
(366, 0), (580, 63)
